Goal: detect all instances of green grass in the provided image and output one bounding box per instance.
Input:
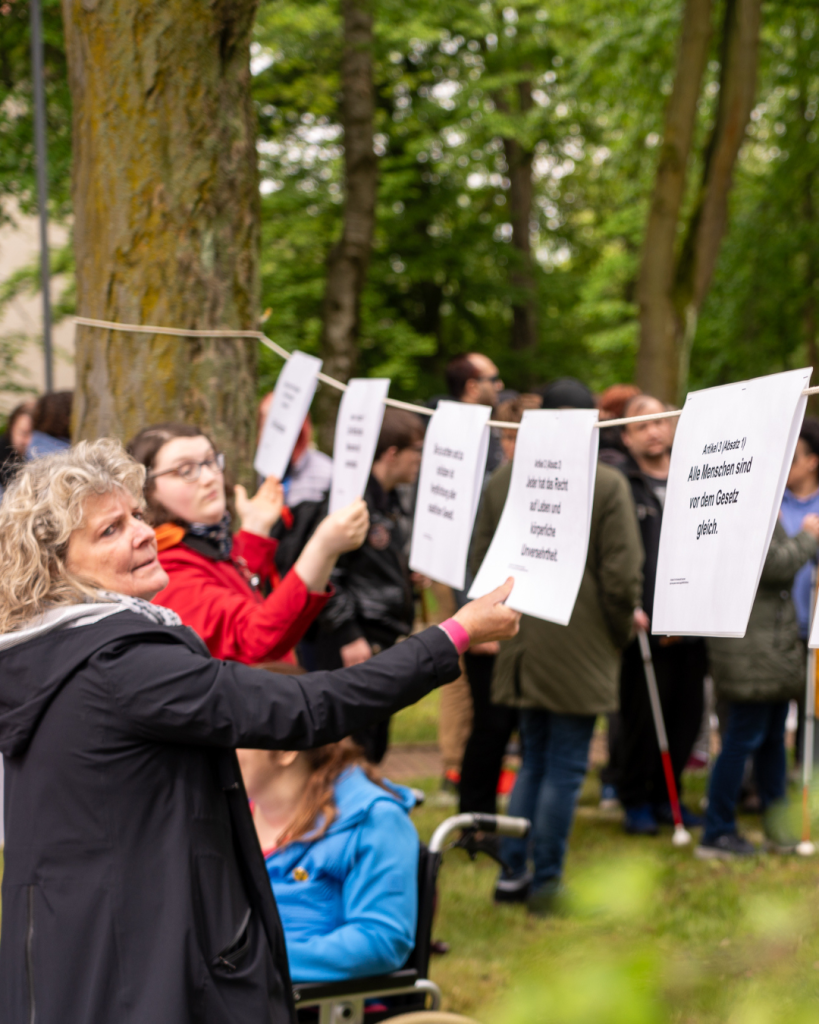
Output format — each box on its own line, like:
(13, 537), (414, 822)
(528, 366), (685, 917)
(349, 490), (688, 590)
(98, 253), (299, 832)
(392, 687), (441, 745)
(409, 770), (819, 1024)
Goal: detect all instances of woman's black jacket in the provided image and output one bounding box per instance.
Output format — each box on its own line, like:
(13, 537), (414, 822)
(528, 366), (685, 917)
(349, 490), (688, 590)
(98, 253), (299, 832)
(0, 611), (460, 1023)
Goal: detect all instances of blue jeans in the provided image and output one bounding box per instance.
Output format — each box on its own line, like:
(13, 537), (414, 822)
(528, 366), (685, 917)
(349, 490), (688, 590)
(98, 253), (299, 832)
(501, 709), (596, 893)
(703, 700), (789, 843)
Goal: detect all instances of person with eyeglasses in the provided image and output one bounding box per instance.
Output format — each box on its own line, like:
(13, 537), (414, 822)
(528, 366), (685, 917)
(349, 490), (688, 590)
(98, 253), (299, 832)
(127, 423), (369, 666)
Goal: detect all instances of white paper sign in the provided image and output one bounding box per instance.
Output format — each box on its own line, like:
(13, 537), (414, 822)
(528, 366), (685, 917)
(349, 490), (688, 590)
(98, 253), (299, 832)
(653, 368), (810, 638)
(468, 409), (599, 625)
(409, 401), (492, 590)
(254, 351), (323, 480)
(329, 378), (390, 513)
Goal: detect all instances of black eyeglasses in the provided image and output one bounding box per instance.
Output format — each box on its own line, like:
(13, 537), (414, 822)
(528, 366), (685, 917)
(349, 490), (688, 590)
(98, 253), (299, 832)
(149, 452), (226, 482)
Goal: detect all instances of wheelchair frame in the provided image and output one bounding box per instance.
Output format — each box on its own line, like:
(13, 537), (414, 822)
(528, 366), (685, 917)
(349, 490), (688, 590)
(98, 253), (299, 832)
(292, 812), (530, 1024)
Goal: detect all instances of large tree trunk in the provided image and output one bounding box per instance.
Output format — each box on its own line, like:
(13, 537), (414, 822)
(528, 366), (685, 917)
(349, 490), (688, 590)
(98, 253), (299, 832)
(503, 81), (538, 352)
(64, 0), (260, 477)
(673, 0), (761, 396)
(635, 0), (713, 401)
(316, 0), (377, 452)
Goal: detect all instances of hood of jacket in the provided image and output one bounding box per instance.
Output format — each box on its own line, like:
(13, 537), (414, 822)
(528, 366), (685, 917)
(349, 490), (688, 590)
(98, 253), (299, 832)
(0, 604), (128, 757)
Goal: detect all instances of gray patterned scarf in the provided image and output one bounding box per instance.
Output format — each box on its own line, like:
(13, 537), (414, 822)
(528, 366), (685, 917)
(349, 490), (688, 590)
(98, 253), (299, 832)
(97, 590), (182, 628)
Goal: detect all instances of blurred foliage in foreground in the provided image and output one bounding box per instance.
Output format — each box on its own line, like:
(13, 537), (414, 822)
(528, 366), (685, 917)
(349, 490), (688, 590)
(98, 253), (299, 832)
(489, 854), (819, 1024)
(403, 766), (819, 1024)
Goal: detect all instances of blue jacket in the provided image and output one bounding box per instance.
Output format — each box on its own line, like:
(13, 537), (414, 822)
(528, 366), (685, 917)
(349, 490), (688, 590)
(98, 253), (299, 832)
(26, 431), (71, 460)
(265, 766), (419, 982)
(780, 488), (819, 638)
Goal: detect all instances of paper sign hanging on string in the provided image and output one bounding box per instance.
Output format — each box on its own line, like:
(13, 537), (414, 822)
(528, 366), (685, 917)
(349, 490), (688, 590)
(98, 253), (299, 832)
(653, 367), (810, 638)
(254, 351), (323, 480)
(409, 400), (492, 590)
(468, 409), (599, 625)
(329, 378), (390, 513)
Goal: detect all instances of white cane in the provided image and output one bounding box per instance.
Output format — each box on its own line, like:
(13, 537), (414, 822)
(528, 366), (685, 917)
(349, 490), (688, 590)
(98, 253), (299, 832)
(637, 628), (692, 847)
(798, 567), (818, 856)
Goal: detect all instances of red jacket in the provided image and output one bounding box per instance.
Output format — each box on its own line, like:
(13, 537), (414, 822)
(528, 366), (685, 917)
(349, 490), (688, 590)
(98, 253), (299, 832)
(152, 529), (330, 665)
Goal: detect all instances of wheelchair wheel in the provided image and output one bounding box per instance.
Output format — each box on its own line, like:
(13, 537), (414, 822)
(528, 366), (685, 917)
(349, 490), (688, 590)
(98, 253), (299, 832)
(383, 1013), (480, 1024)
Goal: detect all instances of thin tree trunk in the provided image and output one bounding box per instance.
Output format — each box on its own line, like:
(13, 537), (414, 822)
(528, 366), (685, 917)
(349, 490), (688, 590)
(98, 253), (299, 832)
(316, 0), (376, 452)
(800, 68), (818, 413)
(673, 0), (762, 398)
(64, 0), (260, 478)
(635, 0), (713, 401)
(504, 81), (537, 351)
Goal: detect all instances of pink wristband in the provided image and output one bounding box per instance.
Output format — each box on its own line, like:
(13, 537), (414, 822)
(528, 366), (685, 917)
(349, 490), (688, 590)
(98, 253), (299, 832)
(438, 618), (471, 655)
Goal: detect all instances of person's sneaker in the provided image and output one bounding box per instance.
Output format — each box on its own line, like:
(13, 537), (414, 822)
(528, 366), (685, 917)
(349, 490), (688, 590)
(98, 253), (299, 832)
(440, 769), (460, 795)
(654, 801), (704, 828)
(624, 804), (659, 836)
(493, 870), (532, 904)
(694, 833), (757, 859)
(599, 783), (620, 812)
(527, 879), (567, 918)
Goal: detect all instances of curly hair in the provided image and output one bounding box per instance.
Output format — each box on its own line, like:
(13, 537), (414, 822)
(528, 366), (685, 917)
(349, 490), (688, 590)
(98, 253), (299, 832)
(0, 439), (146, 634)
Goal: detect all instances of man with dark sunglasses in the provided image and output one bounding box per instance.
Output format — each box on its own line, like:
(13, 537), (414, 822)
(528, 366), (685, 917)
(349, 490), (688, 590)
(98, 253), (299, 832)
(446, 352), (505, 410)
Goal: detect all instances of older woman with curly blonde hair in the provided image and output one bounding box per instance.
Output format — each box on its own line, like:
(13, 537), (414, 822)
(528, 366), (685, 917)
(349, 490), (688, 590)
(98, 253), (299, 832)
(0, 439), (519, 1024)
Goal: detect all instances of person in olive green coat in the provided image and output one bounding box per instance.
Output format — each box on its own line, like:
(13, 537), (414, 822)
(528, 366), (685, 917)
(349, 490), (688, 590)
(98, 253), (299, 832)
(470, 377), (644, 913)
(697, 517), (819, 860)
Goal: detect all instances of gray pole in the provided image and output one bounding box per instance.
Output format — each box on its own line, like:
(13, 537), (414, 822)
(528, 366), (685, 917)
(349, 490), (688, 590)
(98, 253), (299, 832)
(30, 0), (53, 393)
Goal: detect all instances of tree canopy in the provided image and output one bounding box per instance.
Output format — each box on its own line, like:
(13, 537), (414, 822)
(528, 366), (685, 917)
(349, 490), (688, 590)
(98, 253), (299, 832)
(1, 0), (817, 412)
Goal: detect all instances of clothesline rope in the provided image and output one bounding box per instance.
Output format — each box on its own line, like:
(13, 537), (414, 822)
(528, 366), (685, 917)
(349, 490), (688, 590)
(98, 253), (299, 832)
(72, 316), (819, 431)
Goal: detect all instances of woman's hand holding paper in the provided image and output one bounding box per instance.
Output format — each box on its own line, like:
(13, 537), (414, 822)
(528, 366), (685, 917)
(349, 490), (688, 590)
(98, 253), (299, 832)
(453, 577), (521, 645)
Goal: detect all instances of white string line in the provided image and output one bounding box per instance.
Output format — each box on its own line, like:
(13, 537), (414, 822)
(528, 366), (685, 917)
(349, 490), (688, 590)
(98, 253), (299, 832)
(72, 316), (819, 431)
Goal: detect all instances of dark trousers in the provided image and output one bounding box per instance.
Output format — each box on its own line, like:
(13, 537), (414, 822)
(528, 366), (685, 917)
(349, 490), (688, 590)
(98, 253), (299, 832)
(619, 638), (706, 810)
(703, 700), (789, 842)
(458, 653), (517, 814)
(501, 709), (597, 890)
(600, 712), (622, 789)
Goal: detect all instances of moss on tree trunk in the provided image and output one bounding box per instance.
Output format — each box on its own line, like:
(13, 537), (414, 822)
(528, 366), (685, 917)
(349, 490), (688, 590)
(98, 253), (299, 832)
(63, 0), (260, 477)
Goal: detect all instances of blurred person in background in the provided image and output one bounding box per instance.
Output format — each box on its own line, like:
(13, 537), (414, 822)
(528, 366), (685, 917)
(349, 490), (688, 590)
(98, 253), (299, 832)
(780, 418), (819, 766)
(0, 401), (34, 489)
(129, 423), (368, 666)
(28, 390), (72, 459)
(313, 408), (425, 763)
(436, 353), (507, 793)
(471, 377), (643, 914)
(496, 394), (543, 466)
(780, 418), (819, 648)
(257, 397), (332, 508)
(458, 396), (540, 820)
(597, 384), (642, 472)
(445, 352), (505, 476)
(698, 515), (819, 858)
(617, 394), (706, 836)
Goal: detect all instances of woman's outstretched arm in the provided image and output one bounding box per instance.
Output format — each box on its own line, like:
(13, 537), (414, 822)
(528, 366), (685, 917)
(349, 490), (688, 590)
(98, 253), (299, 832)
(108, 579), (520, 751)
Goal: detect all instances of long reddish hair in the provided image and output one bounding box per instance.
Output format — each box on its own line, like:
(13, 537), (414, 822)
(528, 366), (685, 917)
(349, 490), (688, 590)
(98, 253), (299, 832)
(280, 740), (398, 848)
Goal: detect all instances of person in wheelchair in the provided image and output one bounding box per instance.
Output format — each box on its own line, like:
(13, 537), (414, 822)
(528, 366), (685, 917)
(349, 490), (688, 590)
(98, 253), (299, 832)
(239, 739), (418, 982)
